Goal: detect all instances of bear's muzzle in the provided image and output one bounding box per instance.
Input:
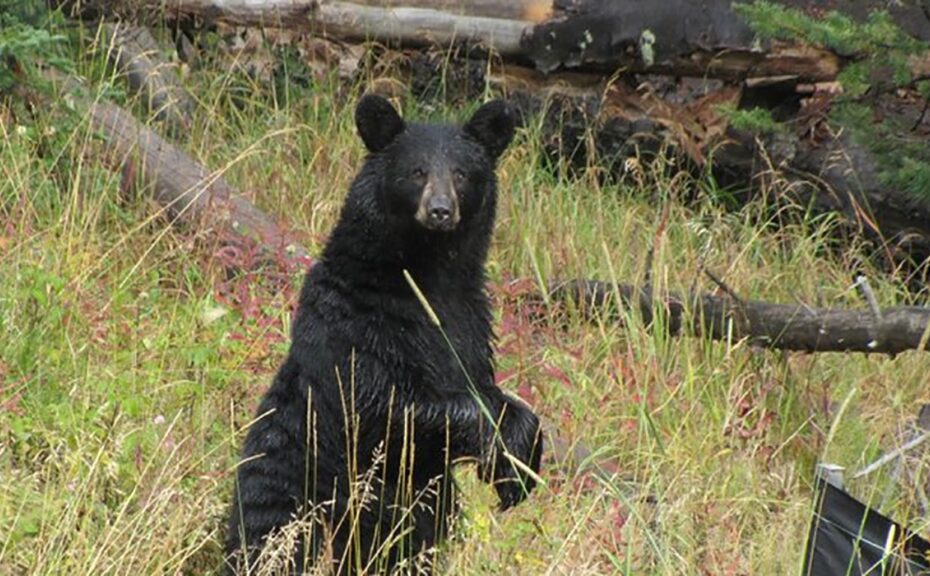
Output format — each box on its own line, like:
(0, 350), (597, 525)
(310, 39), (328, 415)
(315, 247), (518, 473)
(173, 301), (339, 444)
(415, 177), (460, 231)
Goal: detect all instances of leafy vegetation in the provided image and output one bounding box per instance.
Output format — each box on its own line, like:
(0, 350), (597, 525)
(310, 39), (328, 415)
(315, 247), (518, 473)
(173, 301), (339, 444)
(0, 0), (70, 93)
(735, 1), (930, 207)
(1, 12), (929, 576)
(733, 1), (925, 58)
(717, 103), (786, 134)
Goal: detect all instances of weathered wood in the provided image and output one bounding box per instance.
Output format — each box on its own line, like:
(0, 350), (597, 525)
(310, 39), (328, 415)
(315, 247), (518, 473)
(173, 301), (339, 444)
(523, 0), (842, 80)
(523, 0), (924, 78)
(47, 68), (310, 263)
(101, 23), (195, 137)
(155, 0), (856, 81)
(313, 2), (527, 55)
(550, 279), (930, 354)
(161, 0), (316, 27)
(351, 0), (553, 22)
(161, 0), (529, 55)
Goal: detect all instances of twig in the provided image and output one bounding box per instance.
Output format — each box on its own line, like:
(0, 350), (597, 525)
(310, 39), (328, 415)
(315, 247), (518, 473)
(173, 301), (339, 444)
(642, 201), (670, 287)
(704, 268), (746, 308)
(912, 92), (930, 131)
(854, 275), (883, 320)
(853, 73), (930, 103)
(852, 431), (930, 480)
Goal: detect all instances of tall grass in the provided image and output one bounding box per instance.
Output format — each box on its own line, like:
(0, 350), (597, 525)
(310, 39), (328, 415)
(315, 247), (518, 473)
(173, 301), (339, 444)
(1, 25), (928, 575)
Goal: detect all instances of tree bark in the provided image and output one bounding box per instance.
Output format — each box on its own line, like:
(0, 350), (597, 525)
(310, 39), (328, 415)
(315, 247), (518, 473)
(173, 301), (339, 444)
(313, 1), (527, 56)
(549, 280), (930, 355)
(349, 0), (552, 22)
(161, 0), (316, 28)
(523, 0), (930, 76)
(101, 23), (195, 138)
(161, 0), (529, 56)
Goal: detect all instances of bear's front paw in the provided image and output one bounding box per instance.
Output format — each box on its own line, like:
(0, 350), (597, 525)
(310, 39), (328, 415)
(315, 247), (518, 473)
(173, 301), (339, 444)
(480, 395), (543, 510)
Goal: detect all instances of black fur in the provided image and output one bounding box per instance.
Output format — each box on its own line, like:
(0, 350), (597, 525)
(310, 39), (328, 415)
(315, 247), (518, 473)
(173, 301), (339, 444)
(224, 95), (543, 575)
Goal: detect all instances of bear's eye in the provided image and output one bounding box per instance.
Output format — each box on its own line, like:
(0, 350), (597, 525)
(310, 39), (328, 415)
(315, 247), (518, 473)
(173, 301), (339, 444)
(453, 169), (466, 184)
(411, 167), (427, 180)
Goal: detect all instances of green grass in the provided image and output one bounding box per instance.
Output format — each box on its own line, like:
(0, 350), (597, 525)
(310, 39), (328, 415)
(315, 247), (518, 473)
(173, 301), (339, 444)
(2, 29), (929, 575)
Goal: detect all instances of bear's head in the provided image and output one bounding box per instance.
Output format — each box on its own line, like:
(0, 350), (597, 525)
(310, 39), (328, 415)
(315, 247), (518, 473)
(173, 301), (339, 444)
(355, 94), (515, 233)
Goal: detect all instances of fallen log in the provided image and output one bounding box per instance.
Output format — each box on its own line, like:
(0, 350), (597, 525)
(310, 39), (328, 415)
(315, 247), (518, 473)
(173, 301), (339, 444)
(548, 279), (930, 355)
(313, 1), (527, 56)
(350, 0), (553, 22)
(46, 68), (310, 263)
(161, 0), (316, 28)
(101, 23), (195, 137)
(162, 0), (529, 56)
(524, 0), (843, 80)
(157, 0), (845, 82)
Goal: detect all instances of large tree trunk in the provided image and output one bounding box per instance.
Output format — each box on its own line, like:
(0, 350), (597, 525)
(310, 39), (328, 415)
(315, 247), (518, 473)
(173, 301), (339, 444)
(312, 1), (527, 56)
(161, 0), (529, 56)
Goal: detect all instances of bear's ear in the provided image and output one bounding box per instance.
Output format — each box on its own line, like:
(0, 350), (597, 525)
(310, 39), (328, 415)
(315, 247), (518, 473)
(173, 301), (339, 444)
(355, 94), (405, 152)
(464, 100), (515, 160)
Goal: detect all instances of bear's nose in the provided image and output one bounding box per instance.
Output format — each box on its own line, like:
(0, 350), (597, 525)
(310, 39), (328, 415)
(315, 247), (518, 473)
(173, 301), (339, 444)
(427, 195), (453, 225)
(429, 205), (451, 222)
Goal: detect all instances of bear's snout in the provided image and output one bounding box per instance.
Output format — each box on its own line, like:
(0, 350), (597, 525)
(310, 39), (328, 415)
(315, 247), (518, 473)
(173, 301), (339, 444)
(415, 177), (460, 231)
(426, 193), (454, 228)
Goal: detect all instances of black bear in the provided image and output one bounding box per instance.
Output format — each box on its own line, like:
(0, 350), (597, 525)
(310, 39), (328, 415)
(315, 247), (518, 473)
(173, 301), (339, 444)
(224, 94), (543, 575)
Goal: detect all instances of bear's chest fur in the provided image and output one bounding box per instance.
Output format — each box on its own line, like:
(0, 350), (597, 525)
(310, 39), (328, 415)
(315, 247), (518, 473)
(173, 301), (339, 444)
(293, 263), (493, 406)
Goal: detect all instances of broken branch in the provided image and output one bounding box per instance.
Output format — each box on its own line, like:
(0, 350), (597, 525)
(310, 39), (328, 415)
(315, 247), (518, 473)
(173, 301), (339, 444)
(549, 279), (930, 354)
